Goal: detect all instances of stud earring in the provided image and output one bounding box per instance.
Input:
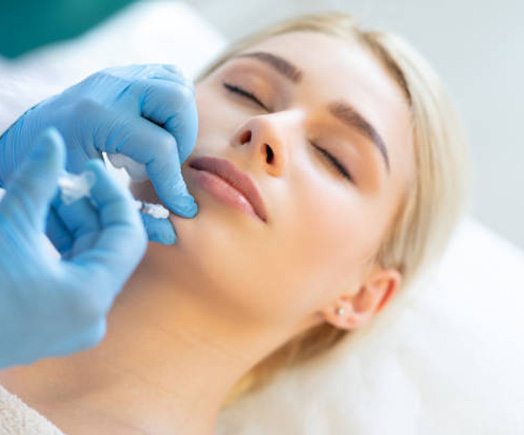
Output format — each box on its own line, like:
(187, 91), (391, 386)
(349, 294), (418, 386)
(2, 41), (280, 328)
(336, 307), (346, 317)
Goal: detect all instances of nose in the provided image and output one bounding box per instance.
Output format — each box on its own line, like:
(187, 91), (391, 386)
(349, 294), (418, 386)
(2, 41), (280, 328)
(231, 112), (302, 177)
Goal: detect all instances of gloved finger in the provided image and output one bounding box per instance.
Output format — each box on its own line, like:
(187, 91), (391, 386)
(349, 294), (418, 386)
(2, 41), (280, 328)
(0, 127), (65, 232)
(50, 195), (101, 259)
(114, 77), (198, 216)
(121, 78), (198, 165)
(140, 212), (177, 245)
(46, 206), (74, 255)
(85, 105), (198, 217)
(69, 159), (146, 286)
(63, 232), (100, 261)
(45, 164), (101, 255)
(52, 193), (101, 241)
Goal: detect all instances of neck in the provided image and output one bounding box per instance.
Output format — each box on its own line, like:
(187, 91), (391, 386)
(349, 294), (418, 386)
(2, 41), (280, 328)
(0, 245), (301, 434)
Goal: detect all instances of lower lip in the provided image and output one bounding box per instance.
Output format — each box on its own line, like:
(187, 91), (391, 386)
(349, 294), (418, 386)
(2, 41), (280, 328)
(188, 167), (263, 222)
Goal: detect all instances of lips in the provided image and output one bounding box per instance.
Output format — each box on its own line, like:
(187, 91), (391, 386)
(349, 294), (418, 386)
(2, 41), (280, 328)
(188, 156), (268, 222)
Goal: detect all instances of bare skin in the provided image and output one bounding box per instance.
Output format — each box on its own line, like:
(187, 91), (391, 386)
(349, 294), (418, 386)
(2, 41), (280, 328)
(0, 31), (415, 434)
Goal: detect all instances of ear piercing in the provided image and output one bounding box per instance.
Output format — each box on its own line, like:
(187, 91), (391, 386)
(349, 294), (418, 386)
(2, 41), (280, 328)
(336, 307), (346, 317)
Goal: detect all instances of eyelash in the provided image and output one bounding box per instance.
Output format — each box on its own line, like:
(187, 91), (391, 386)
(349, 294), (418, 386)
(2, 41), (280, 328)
(222, 82), (353, 182)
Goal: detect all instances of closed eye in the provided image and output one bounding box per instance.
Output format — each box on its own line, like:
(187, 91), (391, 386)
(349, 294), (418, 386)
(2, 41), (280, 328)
(223, 82), (353, 182)
(223, 82), (271, 111)
(311, 143), (353, 182)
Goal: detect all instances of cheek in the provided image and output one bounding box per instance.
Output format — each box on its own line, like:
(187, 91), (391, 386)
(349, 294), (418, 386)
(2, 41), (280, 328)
(193, 91), (214, 145)
(267, 178), (384, 316)
(193, 87), (239, 151)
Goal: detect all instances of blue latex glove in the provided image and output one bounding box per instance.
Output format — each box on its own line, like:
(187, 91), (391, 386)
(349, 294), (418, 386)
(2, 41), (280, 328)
(0, 64), (199, 247)
(0, 128), (147, 368)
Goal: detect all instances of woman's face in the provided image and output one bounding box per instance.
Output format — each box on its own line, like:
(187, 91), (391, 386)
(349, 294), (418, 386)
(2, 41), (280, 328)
(141, 31), (415, 332)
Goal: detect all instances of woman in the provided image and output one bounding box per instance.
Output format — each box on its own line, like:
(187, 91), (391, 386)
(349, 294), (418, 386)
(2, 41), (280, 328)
(0, 11), (469, 434)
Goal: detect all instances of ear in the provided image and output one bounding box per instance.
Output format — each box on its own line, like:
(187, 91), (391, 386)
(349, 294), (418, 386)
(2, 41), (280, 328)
(321, 267), (402, 331)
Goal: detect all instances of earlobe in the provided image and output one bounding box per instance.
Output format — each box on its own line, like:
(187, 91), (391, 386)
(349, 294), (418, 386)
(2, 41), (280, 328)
(323, 302), (373, 330)
(321, 268), (402, 331)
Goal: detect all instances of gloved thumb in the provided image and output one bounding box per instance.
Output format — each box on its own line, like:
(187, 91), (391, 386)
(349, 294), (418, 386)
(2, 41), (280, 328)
(0, 127), (66, 231)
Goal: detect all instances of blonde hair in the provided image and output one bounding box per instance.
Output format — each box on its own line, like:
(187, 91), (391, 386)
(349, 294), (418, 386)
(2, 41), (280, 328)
(195, 12), (471, 408)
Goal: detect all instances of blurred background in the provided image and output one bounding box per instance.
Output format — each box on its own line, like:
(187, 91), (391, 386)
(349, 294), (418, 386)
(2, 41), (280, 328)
(1, 0), (522, 248)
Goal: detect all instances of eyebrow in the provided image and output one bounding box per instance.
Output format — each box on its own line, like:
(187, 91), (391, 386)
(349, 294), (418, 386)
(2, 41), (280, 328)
(236, 51), (303, 84)
(233, 51), (391, 173)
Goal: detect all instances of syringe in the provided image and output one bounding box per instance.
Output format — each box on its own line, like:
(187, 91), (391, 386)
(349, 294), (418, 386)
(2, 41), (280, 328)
(133, 200), (170, 219)
(57, 171), (170, 220)
(57, 171), (96, 205)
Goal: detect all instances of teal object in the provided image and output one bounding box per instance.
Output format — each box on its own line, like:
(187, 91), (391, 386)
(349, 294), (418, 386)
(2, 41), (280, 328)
(0, 0), (135, 58)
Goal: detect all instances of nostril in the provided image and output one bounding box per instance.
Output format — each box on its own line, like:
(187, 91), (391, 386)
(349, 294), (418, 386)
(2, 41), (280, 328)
(239, 130), (251, 144)
(265, 144), (274, 164)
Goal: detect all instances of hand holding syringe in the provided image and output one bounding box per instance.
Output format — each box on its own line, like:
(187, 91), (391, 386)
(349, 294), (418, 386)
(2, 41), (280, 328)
(0, 128), (148, 367)
(0, 64), (199, 246)
(57, 169), (170, 220)
(0, 62), (199, 366)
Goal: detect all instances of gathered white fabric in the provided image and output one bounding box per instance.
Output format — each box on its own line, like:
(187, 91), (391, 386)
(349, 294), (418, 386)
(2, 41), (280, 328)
(0, 385), (63, 435)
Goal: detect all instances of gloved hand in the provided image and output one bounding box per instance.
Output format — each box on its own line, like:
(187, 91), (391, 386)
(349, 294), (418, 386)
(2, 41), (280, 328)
(0, 128), (147, 368)
(0, 64), (199, 247)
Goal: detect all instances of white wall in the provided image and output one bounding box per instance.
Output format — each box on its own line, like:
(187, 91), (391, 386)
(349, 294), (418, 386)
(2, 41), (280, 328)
(185, 0), (524, 248)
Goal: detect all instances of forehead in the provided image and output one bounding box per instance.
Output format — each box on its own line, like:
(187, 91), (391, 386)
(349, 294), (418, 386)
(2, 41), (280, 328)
(237, 31), (404, 109)
(233, 31), (414, 184)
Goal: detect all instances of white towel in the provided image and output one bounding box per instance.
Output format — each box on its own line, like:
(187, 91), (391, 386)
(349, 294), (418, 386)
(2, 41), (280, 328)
(0, 385), (64, 435)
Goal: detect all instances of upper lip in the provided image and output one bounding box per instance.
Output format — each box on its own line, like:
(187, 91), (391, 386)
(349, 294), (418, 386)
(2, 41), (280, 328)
(188, 156), (268, 222)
